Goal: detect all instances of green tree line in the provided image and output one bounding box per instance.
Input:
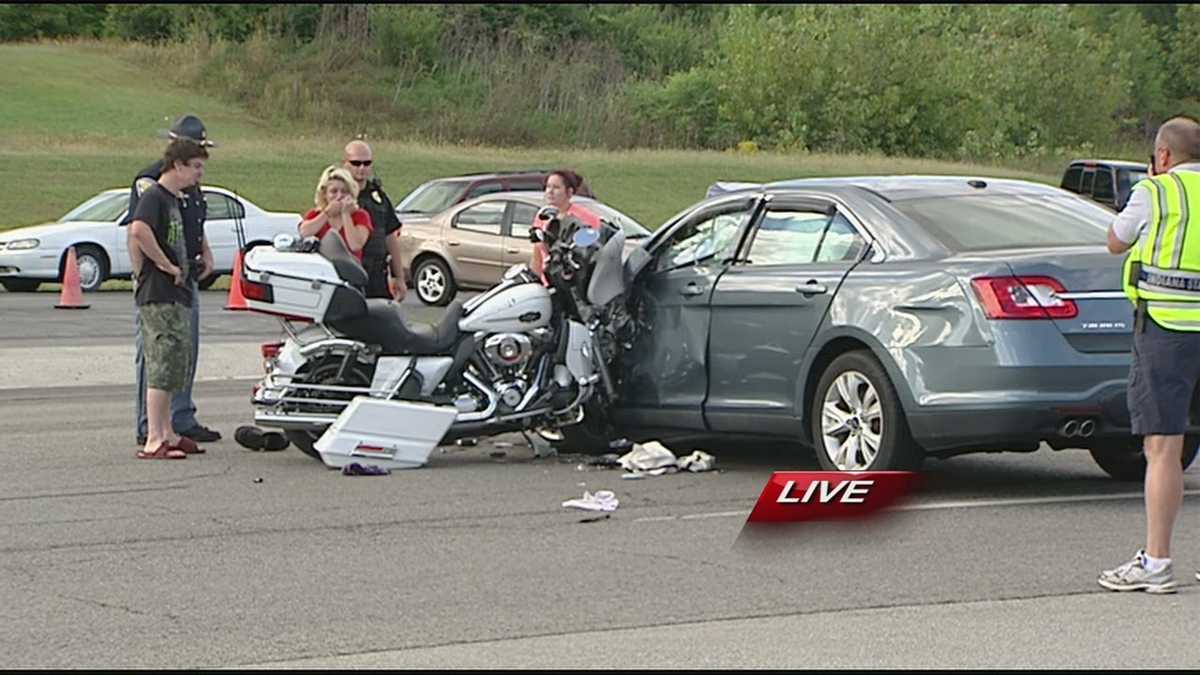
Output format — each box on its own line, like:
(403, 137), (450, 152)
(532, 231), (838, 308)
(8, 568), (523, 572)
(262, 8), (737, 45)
(3, 3), (1198, 159)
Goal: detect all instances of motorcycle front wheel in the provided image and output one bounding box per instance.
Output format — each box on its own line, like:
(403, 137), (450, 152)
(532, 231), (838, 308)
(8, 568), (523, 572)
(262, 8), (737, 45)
(547, 400), (617, 455)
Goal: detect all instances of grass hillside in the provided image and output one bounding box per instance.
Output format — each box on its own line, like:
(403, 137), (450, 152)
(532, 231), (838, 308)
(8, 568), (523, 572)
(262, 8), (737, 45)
(0, 42), (1061, 234)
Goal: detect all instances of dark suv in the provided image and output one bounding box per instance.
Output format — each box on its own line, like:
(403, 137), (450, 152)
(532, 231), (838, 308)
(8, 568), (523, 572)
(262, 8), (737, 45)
(395, 171), (595, 225)
(1060, 160), (1148, 212)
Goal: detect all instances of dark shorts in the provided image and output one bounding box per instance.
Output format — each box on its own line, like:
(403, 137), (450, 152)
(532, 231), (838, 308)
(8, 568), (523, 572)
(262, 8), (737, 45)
(1128, 316), (1200, 436)
(141, 302), (192, 393)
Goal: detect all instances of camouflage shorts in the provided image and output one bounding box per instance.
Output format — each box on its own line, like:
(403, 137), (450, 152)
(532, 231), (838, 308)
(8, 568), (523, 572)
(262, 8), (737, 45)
(141, 302), (192, 392)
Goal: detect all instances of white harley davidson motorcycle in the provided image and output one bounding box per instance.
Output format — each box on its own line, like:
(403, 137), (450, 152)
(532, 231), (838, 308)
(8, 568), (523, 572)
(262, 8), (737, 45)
(240, 209), (629, 460)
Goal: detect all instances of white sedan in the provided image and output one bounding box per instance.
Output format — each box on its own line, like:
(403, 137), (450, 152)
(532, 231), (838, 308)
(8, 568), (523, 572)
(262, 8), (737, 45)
(0, 187), (300, 292)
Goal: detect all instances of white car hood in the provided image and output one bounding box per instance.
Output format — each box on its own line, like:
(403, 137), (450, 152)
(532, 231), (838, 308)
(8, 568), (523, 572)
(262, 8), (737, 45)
(0, 220), (111, 243)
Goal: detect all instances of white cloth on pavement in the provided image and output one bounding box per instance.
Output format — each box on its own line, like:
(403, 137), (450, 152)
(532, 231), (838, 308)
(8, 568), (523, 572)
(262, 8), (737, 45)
(562, 490), (619, 512)
(618, 441), (678, 473)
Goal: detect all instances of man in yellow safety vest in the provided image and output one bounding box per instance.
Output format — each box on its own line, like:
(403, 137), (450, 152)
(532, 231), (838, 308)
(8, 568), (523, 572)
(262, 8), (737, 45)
(1099, 115), (1200, 594)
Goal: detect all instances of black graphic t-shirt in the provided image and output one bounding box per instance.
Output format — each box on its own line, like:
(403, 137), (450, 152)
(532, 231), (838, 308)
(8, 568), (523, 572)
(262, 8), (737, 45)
(132, 183), (192, 307)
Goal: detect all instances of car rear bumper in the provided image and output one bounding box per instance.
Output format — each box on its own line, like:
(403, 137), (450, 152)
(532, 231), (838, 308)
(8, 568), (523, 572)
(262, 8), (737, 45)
(907, 381), (1200, 453)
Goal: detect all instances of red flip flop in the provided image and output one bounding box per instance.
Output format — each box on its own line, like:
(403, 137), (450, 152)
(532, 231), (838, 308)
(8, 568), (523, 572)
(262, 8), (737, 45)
(172, 436), (206, 455)
(137, 442), (187, 460)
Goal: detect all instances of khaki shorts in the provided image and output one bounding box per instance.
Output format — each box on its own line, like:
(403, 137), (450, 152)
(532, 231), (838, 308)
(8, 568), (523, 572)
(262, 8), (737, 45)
(141, 302), (192, 393)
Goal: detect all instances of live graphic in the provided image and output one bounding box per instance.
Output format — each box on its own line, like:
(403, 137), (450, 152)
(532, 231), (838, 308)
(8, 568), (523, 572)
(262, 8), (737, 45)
(746, 472), (921, 523)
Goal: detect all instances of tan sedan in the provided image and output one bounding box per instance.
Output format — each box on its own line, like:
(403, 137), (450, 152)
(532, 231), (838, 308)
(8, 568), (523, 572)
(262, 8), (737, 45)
(399, 192), (651, 306)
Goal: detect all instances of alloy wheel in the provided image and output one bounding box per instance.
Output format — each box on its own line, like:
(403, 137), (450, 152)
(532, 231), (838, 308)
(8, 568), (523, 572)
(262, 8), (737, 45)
(820, 370), (884, 470)
(417, 264), (446, 304)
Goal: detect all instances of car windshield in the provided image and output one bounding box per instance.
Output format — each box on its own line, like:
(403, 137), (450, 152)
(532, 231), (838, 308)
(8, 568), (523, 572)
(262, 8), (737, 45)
(396, 180), (470, 215)
(59, 191), (128, 223)
(578, 200), (651, 239)
(891, 193), (1112, 251)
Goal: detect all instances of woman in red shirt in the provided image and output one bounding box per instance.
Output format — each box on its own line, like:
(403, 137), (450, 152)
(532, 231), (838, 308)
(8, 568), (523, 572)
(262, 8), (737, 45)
(530, 168), (601, 283)
(298, 165), (373, 261)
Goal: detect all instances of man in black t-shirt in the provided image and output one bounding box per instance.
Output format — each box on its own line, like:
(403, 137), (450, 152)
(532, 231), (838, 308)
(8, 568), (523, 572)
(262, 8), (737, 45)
(343, 140), (407, 300)
(128, 140), (211, 459)
(126, 114), (221, 446)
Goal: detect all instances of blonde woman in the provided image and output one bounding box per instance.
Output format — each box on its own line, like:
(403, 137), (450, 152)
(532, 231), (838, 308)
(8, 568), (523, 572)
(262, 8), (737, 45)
(298, 165), (373, 261)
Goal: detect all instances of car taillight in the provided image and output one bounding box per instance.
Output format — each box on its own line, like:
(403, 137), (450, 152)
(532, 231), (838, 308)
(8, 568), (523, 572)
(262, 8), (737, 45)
(261, 342), (284, 360)
(241, 278), (273, 302)
(970, 276), (1078, 319)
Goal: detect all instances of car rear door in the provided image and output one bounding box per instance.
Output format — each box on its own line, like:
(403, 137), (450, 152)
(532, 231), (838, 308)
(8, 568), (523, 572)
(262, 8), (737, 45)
(620, 196), (760, 429)
(705, 197), (869, 434)
(503, 201), (538, 270)
(202, 191), (242, 271)
(448, 200), (507, 286)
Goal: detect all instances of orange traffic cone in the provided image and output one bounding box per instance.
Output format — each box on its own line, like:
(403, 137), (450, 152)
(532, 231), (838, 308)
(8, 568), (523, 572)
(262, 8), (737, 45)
(54, 246), (90, 310)
(224, 248), (247, 311)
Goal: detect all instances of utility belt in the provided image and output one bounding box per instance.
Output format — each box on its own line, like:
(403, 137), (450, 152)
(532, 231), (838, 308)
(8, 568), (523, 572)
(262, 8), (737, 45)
(362, 255), (389, 272)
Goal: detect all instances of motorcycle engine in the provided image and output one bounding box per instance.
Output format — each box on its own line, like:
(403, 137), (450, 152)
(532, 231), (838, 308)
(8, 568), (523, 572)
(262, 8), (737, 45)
(484, 334), (533, 370)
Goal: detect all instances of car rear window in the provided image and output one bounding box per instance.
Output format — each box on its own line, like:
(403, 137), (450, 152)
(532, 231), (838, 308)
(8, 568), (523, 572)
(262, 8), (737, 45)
(1061, 166), (1083, 192)
(1118, 169), (1148, 195)
(890, 193), (1112, 251)
(60, 192), (129, 222)
(396, 180), (470, 214)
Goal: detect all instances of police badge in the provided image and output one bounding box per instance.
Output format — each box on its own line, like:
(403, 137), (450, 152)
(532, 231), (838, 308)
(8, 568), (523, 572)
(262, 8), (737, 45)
(372, 190), (383, 204)
(135, 177), (156, 196)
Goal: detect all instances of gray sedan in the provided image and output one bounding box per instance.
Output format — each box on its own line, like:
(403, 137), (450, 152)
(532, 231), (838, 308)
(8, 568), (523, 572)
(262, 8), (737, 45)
(605, 176), (1199, 479)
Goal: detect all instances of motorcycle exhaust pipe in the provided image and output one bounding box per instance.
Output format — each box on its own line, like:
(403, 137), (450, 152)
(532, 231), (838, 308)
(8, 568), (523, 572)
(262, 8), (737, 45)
(1061, 419), (1079, 438)
(1078, 419), (1095, 438)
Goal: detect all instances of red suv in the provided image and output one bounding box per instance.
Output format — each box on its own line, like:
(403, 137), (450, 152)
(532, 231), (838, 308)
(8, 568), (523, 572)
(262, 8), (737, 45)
(395, 171), (596, 225)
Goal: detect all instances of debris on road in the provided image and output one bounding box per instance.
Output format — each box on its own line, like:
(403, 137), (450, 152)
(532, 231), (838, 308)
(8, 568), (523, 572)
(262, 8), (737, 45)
(678, 450), (716, 473)
(561, 490), (619, 512)
(235, 425), (289, 452)
(341, 462), (391, 476)
(615, 441), (717, 478)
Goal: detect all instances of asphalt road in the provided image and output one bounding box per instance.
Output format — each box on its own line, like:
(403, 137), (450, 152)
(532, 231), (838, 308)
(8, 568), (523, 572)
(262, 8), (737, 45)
(1, 289), (1198, 668)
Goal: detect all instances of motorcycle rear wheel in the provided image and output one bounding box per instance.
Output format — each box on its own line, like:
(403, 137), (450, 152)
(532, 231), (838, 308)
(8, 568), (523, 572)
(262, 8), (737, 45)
(284, 356), (374, 462)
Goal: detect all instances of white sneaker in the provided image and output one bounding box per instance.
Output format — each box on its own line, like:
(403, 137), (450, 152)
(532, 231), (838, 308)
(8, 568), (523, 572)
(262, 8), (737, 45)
(1098, 550), (1176, 594)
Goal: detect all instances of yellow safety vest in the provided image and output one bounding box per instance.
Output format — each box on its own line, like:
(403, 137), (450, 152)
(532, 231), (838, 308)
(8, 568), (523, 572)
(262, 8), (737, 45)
(1122, 171), (1200, 331)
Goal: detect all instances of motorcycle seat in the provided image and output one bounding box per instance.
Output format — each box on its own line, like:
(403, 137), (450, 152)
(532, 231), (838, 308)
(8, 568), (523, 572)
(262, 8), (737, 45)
(331, 300), (463, 356)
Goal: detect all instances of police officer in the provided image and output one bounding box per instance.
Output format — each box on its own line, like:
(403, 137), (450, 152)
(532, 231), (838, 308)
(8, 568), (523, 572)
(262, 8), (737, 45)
(125, 114), (221, 446)
(342, 140), (407, 300)
(1098, 115), (1200, 594)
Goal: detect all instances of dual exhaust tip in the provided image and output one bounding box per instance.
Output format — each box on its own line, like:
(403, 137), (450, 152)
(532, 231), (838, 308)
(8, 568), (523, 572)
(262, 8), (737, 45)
(1061, 418), (1096, 438)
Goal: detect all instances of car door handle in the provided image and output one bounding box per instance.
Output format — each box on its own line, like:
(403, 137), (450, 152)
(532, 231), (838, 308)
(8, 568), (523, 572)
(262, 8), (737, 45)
(448, 240), (461, 247)
(795, 281), (828, 295)
(506, 248), (520, 254)
(679, 282), (706, 297)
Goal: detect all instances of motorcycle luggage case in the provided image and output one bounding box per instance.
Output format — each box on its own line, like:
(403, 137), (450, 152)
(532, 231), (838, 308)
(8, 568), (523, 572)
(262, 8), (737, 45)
(313, 396), (458, 470)
(242, 248), (339, 321)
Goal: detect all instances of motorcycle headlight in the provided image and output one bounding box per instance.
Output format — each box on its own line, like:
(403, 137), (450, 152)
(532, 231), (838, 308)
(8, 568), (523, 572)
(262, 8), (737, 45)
(4, 239), (39, 250)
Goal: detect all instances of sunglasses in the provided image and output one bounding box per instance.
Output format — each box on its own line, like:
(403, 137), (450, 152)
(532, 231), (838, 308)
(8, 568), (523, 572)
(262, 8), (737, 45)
(348, 160), (373, 167)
